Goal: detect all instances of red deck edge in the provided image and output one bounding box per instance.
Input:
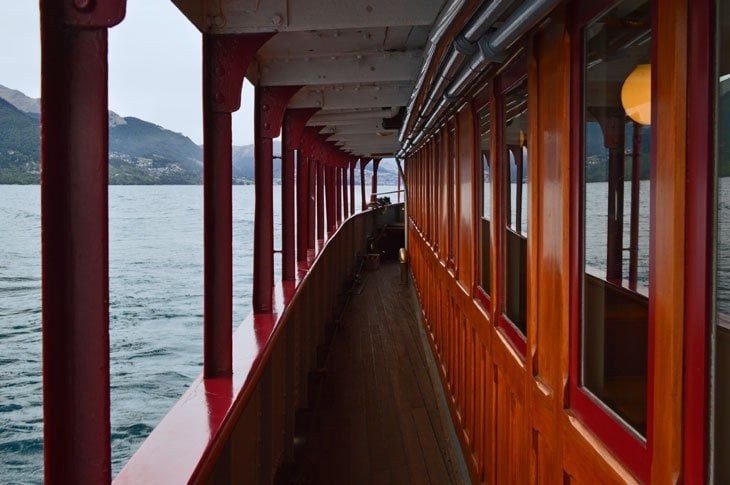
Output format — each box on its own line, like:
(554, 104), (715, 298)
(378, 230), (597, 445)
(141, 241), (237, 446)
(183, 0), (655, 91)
(114, 209), (374, 484)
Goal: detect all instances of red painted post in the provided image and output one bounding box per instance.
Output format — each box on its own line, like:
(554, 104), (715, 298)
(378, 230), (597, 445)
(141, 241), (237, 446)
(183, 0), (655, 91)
(325, 166), (332, 232)
(279, 105), (311, 279)
(335, 166), (342, 225)
(350, 159), (356, 215)
(286, 109), (317, 264)
(371, 158), (382, 204)
(308, 156), (317, 248)
(282, 138), (296, 280)
(202, 33), (272, 369)
(254, 111), (274, 313)
(296, 150), (308, 261)
(253, 85), (300, 310)
(325, 164), (331, 231)
(202, 104), (233, 376)
(317, 161), (325, 240)
(360, 158), (369, 210)
(342, 166), (349, 219)
(40, 2), (125, 481)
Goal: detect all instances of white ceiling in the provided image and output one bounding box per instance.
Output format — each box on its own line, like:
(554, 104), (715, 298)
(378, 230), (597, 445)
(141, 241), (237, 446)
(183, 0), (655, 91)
(172, 0), (451, 157)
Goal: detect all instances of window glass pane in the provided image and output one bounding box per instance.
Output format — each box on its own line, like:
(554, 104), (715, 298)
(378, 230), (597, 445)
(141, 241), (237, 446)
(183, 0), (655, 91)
(502, 78), (528, 333)
(581, 0), (651, 437)
(716, 1), (730, 480)
(478, 104), (492, 294)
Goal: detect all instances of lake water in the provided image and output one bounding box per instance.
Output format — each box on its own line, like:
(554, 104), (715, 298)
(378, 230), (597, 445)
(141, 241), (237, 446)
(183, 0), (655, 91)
(0, 183), (393, 483)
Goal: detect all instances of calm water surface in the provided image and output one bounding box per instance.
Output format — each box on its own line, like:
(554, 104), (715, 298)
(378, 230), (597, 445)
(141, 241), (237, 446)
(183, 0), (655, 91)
(0, 183), (388, 483)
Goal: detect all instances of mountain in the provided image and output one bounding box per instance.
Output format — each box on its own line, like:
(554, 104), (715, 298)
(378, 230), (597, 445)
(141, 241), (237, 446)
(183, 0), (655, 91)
(0, 98), (40, 183)
(0, 85), (40, 114)
(0, 84), (233, 184)
(0, 84), (400, 185)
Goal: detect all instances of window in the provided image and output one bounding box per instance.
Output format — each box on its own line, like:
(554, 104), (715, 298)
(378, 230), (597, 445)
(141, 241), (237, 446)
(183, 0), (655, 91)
(448, 124), (456, 265)
(477, 102), (492, 297)
(501, 78), (528, 335)
(715, 0), (730, 480)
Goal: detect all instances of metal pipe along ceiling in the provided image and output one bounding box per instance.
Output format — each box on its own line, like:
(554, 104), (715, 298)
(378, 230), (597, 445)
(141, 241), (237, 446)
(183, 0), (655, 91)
(400, 0), (469, 144)
(399, 0), (560, 157)
(401, 0), (518, 144)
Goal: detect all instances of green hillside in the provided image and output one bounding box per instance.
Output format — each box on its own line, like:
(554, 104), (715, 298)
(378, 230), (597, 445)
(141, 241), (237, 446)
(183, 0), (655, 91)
(0, 98), (40, 183)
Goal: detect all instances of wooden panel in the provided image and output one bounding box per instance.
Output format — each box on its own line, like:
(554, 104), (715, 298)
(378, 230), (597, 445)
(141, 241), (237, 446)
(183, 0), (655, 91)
(403, 1), (694, 483)
(650, 0), (687, 479)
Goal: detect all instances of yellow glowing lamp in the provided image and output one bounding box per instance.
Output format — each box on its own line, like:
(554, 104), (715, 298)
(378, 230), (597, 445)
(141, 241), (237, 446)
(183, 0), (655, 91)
(621, 63), (651, 125)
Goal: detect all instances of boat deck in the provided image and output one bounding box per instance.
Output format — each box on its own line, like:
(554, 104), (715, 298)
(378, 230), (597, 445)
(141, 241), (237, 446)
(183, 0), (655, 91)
(290, 261), (467, 484)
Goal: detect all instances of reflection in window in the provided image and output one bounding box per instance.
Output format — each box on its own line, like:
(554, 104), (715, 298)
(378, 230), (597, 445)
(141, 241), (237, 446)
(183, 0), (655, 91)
(478, 103), (492, 295)
(502, 78), (528, 334)
(716, 1), (730, 481)
(581, 0), (651, 437)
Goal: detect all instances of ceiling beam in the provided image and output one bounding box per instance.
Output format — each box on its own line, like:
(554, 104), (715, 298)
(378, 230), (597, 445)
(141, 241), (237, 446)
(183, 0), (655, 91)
(258, 50), (421, 86)
(327, 133), (399, 143)
(307, 108), (396, 126)
(318, 121), (388, 135)
(288, 82), (412, 110)
(203, 0), (444, 34)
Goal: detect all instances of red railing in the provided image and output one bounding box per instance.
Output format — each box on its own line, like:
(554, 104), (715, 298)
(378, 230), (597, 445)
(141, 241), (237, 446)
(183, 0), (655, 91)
(114, 208), (391, 483)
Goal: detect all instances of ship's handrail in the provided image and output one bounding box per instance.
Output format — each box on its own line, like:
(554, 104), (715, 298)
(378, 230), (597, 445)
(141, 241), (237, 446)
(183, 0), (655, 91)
(114, 205), (402, 483)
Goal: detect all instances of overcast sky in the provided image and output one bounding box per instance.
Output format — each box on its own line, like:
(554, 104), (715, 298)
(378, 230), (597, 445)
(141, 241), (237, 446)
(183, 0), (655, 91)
(0, 1), (255, 146)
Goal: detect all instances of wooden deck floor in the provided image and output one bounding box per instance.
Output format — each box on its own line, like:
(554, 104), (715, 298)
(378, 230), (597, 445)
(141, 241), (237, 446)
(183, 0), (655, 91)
(294, 262), (467, 484)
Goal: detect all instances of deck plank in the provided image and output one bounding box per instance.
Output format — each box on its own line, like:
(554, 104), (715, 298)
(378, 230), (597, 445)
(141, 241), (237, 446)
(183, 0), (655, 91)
(294, 262), (464, 484)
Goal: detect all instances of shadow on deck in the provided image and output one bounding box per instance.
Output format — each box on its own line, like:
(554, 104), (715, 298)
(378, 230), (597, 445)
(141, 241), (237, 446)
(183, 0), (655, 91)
(286, 262), (468, 484)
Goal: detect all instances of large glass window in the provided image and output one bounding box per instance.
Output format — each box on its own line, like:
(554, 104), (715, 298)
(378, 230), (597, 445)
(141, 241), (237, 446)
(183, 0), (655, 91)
(502, 78), (528, 334)
(581, 0), (651, 437)
(715, 0), (730, 480)
(478, 103), (492, 296)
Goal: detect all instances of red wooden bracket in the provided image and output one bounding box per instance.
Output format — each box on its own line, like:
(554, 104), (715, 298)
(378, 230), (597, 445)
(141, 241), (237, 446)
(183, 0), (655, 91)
(63, 0), (126, 27)
(204, 33), (274, 113)
(258, 86), (304, 138)
(283, 108), (319, 150)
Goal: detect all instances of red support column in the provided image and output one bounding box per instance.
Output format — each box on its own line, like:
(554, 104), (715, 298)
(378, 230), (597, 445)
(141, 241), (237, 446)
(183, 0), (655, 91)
(335, 166), (342, 225)
(308, 156), (316, 248)
(296, 150), (308, 261)
(349, 159), (356, 216)
(253, 85), (301, 310)
(281, 138), (296, 281)
(325, 166), (333, 233)
(317, 161), (325, 240)
(360, 158), (370, 210)
(370, 158), (382, 204)
(40, 3), (126, 481)
(342, 166), (349, 219)
(286, 109), (317, 264)
(203, 33), (272, 369)
(330, 166), (337, 231)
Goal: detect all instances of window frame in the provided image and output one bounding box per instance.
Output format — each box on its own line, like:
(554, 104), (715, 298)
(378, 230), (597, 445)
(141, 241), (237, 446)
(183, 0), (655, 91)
(567, 0), (655, 480)
(473, 88), (493, 310)
(495, 60), (529, 358)
(684, 0), (713, 479)
(447, 121), (457, 271)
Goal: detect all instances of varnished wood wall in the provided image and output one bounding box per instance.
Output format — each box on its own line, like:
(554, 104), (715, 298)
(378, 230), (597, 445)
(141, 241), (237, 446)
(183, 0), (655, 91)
(405, 2), (690, 482)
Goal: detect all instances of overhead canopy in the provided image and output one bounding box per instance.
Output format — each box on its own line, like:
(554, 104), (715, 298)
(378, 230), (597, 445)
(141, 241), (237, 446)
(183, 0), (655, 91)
(172, 0), (455, 157)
